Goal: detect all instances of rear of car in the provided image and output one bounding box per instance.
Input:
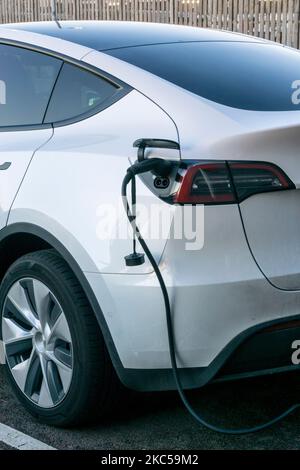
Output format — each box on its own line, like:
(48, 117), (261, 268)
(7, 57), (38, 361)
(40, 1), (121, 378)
(98, 36), (300, 384)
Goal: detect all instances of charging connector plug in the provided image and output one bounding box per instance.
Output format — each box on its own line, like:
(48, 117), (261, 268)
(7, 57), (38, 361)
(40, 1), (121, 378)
(127, 158), (173, 178)
(122, 158), (172, 268)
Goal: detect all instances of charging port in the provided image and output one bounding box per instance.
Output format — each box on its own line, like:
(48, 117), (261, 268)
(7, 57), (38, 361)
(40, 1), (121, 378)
(154, 176), (170, 189)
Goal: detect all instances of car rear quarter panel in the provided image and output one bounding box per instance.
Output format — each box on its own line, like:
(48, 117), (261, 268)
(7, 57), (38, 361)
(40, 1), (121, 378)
(8, 90), (179, 275)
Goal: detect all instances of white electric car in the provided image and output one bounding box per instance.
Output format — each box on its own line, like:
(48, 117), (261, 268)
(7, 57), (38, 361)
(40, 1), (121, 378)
(0, 20), (300, 426)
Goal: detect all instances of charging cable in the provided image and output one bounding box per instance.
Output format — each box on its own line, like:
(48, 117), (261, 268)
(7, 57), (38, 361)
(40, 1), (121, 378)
(122, 158), (300, 435)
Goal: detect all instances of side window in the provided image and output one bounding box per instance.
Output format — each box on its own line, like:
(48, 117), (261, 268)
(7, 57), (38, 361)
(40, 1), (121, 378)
(0, 44), (62, 127)
(44, 63), (119, 124)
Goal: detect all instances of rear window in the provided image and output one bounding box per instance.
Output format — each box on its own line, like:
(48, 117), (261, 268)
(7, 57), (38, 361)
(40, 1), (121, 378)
(107, 42), (300, 111)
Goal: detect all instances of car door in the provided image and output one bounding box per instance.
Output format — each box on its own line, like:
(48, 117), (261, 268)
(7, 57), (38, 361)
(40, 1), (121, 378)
(0, 43), (62, 227)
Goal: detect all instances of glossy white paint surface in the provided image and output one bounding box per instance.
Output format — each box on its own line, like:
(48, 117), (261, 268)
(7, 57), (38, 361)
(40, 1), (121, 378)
(0, 129), (53, 227)
(10, 90), (179, 274)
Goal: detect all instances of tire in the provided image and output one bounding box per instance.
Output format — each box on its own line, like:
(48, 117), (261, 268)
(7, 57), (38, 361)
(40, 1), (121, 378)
(0, 249), (121, 426)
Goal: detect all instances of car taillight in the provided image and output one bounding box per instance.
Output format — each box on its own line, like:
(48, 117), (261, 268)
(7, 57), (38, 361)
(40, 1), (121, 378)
(173, 161), (294, 205)
(175, 162), (235, 204)
(229, 161), (294, 202)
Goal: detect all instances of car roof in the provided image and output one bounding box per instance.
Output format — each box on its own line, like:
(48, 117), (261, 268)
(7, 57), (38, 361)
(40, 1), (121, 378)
(2, 20), (264, 51)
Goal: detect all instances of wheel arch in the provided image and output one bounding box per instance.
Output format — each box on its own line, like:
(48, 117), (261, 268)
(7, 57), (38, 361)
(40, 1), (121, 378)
(0, 223), (125, 383)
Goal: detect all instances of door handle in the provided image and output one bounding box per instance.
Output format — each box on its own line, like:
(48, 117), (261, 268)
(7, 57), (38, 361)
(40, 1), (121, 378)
(133, 138), (180, 161)
(0, 162), (11, 170)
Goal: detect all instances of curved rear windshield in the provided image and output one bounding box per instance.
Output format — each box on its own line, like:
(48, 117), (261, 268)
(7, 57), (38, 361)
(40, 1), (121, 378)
(107, 42), (300, 111)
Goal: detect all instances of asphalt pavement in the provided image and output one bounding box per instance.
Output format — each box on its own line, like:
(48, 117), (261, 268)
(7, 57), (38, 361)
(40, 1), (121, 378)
(1, 366), (300, 450)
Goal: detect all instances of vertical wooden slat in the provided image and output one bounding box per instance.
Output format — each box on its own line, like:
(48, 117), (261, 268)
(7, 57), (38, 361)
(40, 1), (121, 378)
(183, 0), (187, 24)
(76, 0), (80, 20)
(190, 0), (194, 26)
(188, 0), (192, 26)
(194, 0), (198, 26)
(72, 0), (77, 20)
(121, 0), (126, 21)
(3, 0), (6, 22)
(293, 0), (299, 48)
(233, 0), (238, 31)
(282, 0), (288, 44)
(259, 0), (265, 37)
(275, 0), (282, 42)
(109, 0), (113, 20)
(131, 0), (135, 20)
(4, 0), (8, 23)
(248, 0), (254, 35)
(199, 0), (203, 27)
(169, 0), (173, 23)
(5, 0), (8, 22)
(241, 0), (244, 32)
(13, 0), (16, 21)
(265, 0), (270, 39)
(242, 0), (247, 32)
(177, 0), (181, 24)
(270, 0), (276, 41)
(174, 0), (178, 24)
(216, 0), (221, 28)
(206, 0), (211, 27)
(228, 0), (233, 30)
(13, 0), (17, 22)
(144, 0), (148, 22)
(212, 0), (217, 26)
(202, 0), (207, 27)
(135, 0), (139, 21)
(253, 0), (259, 36)
(7, 0), (10, 22)
(287, 0), (294, 46)
(222, 0), (227, 30)
(197, 0), (202, 27)
(0, 0), (4, 23)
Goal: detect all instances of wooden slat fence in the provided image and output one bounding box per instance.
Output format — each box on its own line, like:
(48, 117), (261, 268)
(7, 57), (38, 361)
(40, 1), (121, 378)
(0, 0), (299, 49)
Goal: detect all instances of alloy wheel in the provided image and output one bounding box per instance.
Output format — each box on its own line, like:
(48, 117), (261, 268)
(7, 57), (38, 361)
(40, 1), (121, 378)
(2, 278), (73, 408)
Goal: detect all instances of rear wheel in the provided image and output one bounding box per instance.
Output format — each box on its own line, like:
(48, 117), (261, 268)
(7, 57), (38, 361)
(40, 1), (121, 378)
(0, 249), (121, 426)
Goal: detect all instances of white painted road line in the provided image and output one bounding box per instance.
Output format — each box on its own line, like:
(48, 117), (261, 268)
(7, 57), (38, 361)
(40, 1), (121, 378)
(0, 423), (56, 450)
(0, 340), (5, 364)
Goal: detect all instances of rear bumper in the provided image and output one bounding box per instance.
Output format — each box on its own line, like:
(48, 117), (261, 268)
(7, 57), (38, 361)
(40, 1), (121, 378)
(110, 317), (300, 392)
(86, 268), (300, 391)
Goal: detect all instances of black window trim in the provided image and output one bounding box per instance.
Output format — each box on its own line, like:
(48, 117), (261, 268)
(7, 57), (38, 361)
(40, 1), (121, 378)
(0, 38), (132, 132)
